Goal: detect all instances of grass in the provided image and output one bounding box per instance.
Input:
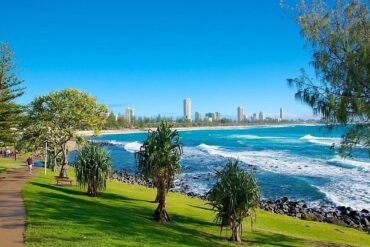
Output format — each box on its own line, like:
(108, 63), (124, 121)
(23, 168), (370, 247)
(0, 156), (25, 174)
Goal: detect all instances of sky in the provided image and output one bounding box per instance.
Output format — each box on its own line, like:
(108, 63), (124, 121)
(1, 0), (317, 119)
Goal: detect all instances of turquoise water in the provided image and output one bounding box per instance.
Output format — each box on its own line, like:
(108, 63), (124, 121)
(91, 124), (370, 210)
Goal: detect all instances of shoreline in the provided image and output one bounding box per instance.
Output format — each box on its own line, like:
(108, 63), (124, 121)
(111, 169), (370, 232)
(78, 123), (323, 137)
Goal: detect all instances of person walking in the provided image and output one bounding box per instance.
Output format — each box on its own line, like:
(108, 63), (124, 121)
(26, 157), (34, 175)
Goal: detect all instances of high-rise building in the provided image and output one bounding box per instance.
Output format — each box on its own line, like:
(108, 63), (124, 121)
(280, 107), (283, 121)
(237, 106), (245, 122)
(259, 111), (264, 121)
(195, 112), (202, 122)
(215, 112), (222, 121)
(205, 112), (214, 119)
(184, 97), (192, 121)
(252, 113), (257, 121)
(125, 107), (135, 124)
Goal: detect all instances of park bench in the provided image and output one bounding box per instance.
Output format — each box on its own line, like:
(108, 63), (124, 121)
(55, 176), (74, 186)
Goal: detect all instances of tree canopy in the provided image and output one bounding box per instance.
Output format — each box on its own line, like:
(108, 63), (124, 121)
(0, 42), (25, 146)
(19, 89), (108, 177)
(284, 0), (370, 156)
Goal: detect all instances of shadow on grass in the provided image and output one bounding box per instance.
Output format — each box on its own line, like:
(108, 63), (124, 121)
(246, 230), (306, 247)
(188, 204), (213, 211)
(26, 181), (309, 247)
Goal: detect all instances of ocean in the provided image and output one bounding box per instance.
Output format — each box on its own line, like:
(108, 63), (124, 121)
(90, 124), (370, 210)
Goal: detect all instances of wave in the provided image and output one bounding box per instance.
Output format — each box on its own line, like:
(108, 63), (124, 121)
(196, 143), (370, 210)
(93, 140), (142, 153)
(328, 157), (370, 170)
(123, 141), (142, 153)
(229, 134), (287, 140)
(91, 140), (127, 146)
(300, 134), (341, 146)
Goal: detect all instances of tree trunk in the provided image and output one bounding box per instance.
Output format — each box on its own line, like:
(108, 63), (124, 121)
(153, 177), (170, 222)
(52, 148), (57, 172)
(58, 144), (69, 178)
(229, 221), (242, 243)
(87, 182), (97, 197)
(154, 189), (160, 203)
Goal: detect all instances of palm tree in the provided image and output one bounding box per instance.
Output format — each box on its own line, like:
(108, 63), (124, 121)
(74, 144), (112, 197)
(135, 121), (183, 222)
(208, 160), (260, 243)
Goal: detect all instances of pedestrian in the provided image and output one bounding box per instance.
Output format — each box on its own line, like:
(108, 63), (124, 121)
(26, 157), (34, 175)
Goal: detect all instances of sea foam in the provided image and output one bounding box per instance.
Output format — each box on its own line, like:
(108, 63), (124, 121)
(123, 141), (142, 153)
(300, 134), (341, 146)
(196, 143), (370, 210)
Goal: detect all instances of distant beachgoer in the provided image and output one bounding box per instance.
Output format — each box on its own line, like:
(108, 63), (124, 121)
(26, 157), (33, 175)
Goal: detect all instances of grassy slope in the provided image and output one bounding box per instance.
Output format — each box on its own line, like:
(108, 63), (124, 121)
(0, 157), (24, 174)
(23, 169), (370, 247)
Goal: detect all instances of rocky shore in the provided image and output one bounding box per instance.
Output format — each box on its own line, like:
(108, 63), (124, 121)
(260, 197), (370, 232)
(111, 169), (370, 232)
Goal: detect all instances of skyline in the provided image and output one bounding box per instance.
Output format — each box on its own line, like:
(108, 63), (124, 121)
(3, 0), (316, 119)
(120, 101), (292, 121)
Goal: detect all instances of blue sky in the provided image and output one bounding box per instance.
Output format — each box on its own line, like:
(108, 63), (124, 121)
(2, 0), (316, 119)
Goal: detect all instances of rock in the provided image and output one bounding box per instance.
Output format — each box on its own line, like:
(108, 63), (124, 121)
(361, 218), (370, 227)
(282, 196), (289, 203)
(361, 209), (369, 214)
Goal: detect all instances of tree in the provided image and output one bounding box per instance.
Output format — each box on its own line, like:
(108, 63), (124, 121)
(135, 121), (183, 222)
(21, 89), (108, 178)
(283, 0), (369, 156)
(104, 111), (119, 129)
(0, 43), (25, 146)
(208, 160), (260, 243)
(74, 144), (112, 197)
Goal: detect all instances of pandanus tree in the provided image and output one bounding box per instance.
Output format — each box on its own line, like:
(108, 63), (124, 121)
(74, 144), (112, 197)
(135, 121), (183, 222)
(208, 160), (260, 243)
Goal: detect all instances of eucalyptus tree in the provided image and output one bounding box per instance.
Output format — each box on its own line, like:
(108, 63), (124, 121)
(283, 0), (370, 156)
(75, 144), (112, 197)
(22, 89), (108, 177)
(135, 121), (183, 222)
(208, 160), (260, 243)
(0, 42), (25, 146)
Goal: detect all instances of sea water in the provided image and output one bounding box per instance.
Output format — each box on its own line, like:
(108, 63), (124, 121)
(90, 124), (370, 210)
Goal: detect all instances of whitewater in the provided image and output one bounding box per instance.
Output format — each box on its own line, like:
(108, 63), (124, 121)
(91, 125), (370, 210)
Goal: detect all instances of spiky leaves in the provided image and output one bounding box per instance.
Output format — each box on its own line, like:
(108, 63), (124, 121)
(74, 144), (112, 197)
(135, 121), (183, 222)
(208, 160), (260, 243)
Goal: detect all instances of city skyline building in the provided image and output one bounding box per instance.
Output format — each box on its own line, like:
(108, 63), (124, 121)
(215, 112), (222, 121)
(184, 97), (192, 121)
(259, 111), (264, 121)
(252, 113), (257, 122)
(237, 106), (245, 122)
(195, 112), (202, 122)
(280, 107), (283, 121)
(125, 107), (135, 124)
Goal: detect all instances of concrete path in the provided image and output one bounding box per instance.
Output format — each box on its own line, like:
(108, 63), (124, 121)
(0, 166), (36, 247)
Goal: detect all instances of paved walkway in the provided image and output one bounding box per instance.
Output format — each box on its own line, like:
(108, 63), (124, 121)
(0, 166), (36, 247)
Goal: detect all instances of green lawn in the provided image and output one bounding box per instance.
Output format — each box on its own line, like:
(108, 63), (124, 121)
(23, 169), (370, 247)
(0, 157), (24, 174)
